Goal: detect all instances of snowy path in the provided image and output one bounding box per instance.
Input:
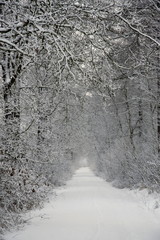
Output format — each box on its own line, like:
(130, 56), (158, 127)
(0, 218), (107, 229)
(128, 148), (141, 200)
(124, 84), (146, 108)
(5, 167), (160, 240)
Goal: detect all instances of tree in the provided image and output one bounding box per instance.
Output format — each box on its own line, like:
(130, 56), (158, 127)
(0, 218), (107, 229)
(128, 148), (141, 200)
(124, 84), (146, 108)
(0, 0), (160, 236)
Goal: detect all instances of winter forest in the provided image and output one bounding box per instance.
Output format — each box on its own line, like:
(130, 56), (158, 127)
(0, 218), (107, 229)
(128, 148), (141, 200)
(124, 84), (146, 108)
(0, 0), (160, 238)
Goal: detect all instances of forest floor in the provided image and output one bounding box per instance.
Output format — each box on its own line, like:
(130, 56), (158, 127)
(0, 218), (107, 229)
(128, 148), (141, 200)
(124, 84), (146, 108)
(4, 167), (160, 240)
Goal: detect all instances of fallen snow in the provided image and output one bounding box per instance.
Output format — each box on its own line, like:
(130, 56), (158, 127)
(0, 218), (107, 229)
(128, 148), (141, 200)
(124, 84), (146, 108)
(4, 167), (160, 240)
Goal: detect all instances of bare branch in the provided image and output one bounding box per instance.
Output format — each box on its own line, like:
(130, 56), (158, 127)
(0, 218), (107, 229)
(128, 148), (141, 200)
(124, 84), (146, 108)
(116, 14), (160, 47)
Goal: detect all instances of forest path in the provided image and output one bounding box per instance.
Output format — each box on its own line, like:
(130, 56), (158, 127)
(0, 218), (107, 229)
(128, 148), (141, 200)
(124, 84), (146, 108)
(5, 167), (160, 240)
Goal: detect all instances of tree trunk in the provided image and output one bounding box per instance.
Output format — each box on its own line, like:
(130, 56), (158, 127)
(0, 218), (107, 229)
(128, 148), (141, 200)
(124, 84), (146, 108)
(2, 52), (21, 161)
(3, 80), (20, 161)
(158, 59), (160, 158)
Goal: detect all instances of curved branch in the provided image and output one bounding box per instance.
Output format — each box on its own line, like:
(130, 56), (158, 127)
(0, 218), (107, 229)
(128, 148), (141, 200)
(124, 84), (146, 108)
(116, 14), (160, 47)
(0, 38), (33, 57)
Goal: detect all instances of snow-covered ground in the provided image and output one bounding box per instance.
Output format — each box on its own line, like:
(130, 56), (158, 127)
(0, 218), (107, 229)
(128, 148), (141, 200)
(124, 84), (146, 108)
(4, 167), (160, 240)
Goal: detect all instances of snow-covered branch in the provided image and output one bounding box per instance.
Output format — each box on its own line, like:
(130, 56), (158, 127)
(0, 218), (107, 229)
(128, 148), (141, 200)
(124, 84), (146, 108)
(0, 38), (33, 57)
(116, 14), (160, 47)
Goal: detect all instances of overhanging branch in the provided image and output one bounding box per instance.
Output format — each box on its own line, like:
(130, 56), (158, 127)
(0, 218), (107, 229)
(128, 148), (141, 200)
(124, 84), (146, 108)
(116, 14), (160, 47)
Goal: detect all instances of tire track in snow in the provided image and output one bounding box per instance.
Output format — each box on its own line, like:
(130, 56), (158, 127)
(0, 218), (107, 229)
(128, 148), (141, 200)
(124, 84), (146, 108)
(88, 184), (103, 240)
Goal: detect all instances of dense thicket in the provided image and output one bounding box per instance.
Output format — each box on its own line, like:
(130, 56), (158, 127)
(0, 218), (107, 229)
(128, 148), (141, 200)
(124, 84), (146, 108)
(0, 0), (159, 235)
(87, 0), (160, 190)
